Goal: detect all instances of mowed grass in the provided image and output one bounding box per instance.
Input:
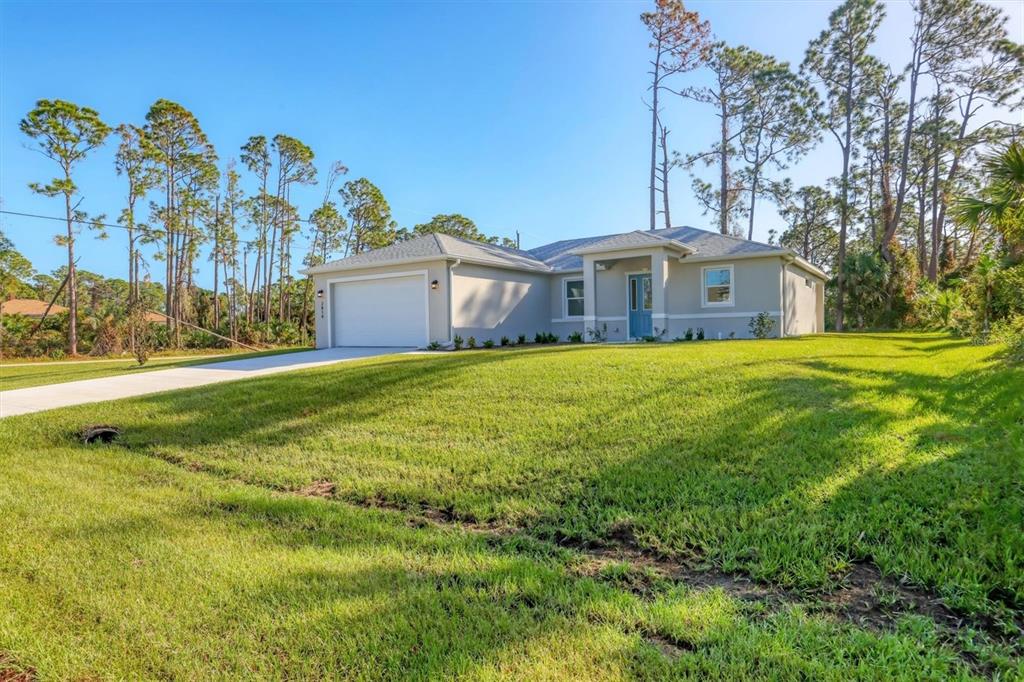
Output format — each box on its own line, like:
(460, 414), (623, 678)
(1, 332), (1021, 679)
(0, 346), (308, 391)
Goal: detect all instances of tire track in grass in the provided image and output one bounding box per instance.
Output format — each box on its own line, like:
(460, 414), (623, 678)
(290, 478), (1020, 675)
(108, 441), (1021, 674)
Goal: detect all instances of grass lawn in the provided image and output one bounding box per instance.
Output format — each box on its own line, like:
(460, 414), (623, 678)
(0, 332), (1021, 679)
(0, 346), (309, 391)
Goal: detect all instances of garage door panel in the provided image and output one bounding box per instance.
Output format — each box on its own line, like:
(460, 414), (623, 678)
(332, 275), (427, 347)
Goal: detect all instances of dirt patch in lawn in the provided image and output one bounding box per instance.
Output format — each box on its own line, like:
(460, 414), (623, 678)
(643, 632), (696, 660)
(0, 653), (36, 682)
(297, 480), (337, 498)
(553, 522), (1021, 673)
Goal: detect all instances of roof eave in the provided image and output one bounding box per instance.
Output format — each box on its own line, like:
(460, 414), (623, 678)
(303, 253), (552, 276)
(781, 252), (829, 280)
(569, 241), (696, 257)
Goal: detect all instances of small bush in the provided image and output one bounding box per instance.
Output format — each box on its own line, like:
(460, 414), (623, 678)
(427, 341), (442, 350)
(517, 333), (527, 345)
(696, 328), (705, 341)
(914, 282), (965, 329)
(684, 328), (693, 341)
(89, 316), (124, 356)
(127, 302), (151, 365)
(568, 331), (583, 343)
(640, 327), (667, 343)
(748, 312), (776, 339)
(586, 324), (608, 342)
(992, 314), (1024, 363)
(549, 333), (559, 343)
(467, 336), (477, 349)
(728, 331), (736, 340)
(453, 334), (463, 350)
(500, 336), (510, 346)
(535, 332), (545, 344)
(483, 339), (495, 348)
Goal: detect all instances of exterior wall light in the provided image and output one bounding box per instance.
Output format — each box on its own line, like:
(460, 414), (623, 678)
(431, 280), (439, 290)
(317, 289), (324, 299)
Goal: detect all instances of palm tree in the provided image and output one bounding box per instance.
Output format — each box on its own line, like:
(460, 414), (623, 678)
(954, 142), (1024, 248)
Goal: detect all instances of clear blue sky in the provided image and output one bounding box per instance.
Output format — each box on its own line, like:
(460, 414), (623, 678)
(2, 0), (1021, 288)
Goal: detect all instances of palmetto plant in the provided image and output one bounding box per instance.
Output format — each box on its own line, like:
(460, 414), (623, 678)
(933, 288), (963, 329)
(842, 251), (887, 328)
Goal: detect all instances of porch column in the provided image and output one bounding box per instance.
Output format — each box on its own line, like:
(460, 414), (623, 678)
(651, 249), (669, 337)
(582, 254), (597, 341)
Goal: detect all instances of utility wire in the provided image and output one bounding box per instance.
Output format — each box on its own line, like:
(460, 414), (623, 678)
(0, 209), (317, 252)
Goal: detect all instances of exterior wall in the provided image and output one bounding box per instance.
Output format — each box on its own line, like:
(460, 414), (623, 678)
(663, 256), (784, 339)
(548, 271), (612, 341)
(549, 272), (585, 341)
(451, 263), (550, 343)
(312, 251), (822, 349)
(312, 260), (451, 348)
(783, 263), (821, 336)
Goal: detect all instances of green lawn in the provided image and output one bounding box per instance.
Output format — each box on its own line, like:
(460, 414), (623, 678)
(1, 333), (1021, 679)
(0, 347), (309, 391)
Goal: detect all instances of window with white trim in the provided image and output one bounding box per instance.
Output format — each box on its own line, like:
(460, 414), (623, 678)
(564, 279), (584, 317)
(702, 266), (733, 306)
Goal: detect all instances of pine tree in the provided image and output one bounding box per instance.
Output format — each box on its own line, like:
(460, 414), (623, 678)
(20, 99), (110, 355)
(803, 0), (885, 330)
(641, 0), (710, 230)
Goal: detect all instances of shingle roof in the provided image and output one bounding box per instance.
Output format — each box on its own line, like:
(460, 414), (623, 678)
(530, 226), (781, 271)
(305, 233), (551, 274)
(433, 234), (550, 271)
(306, 225), (785, 275)
(0, 298), (67, 317)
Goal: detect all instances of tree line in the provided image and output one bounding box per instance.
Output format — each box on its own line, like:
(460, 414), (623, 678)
(16, 99), (515, 355)
(642, 0), (1022, 331)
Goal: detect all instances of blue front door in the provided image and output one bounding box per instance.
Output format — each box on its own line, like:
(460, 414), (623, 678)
(628, 273), (653, 339)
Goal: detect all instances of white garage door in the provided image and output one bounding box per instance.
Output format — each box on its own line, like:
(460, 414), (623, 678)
(331, 274), (428, 347)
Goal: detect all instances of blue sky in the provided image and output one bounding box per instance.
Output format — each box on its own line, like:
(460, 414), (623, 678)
(1, 0), (1021, 288)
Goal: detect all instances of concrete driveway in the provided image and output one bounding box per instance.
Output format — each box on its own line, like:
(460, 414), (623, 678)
(0, 347), (409, 418)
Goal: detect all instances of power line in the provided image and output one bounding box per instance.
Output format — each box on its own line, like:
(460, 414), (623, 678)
(0, 209), (317, 252)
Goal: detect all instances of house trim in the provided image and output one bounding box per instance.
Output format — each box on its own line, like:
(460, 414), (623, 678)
(666, 310), (781, 320)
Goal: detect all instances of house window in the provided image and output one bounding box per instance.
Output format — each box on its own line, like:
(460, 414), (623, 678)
(702, 266), (733, 307)
(805, 278), (814, 289)
(565, 279), (584, 318)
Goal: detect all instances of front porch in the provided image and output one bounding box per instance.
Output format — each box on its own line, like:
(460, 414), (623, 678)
(571, 231), (696, 341)
(580, 248), (675, 341)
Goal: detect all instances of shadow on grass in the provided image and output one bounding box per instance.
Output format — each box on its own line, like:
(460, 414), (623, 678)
(536, 347), (1022, 622)
(46, 335), (1023, 622)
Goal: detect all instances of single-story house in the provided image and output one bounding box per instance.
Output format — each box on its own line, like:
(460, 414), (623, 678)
(302, 226), (827, 348)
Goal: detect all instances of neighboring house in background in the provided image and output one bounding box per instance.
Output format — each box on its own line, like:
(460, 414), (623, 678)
(0, 298), (68, 318)
(302, 226), (827, 348)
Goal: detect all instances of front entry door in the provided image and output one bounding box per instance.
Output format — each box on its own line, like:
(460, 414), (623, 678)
(628, 273), (653, 339)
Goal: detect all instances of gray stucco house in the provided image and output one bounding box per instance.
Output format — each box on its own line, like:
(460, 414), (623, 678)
(303, 226), (827, 348)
